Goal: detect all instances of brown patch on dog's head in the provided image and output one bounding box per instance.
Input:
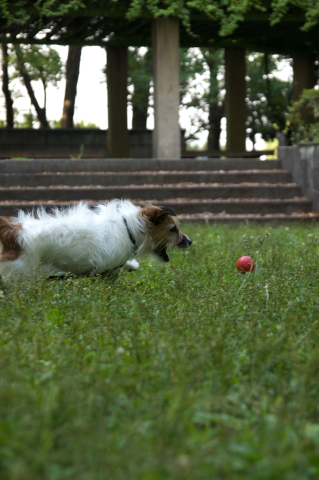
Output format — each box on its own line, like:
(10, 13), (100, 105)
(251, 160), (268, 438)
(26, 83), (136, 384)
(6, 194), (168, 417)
(140, 205), (192, 263)
(0, 217), (22, 262)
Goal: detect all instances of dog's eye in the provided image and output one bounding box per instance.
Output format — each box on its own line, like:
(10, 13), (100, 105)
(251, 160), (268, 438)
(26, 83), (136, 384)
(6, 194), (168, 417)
(170, 225), (178, 233)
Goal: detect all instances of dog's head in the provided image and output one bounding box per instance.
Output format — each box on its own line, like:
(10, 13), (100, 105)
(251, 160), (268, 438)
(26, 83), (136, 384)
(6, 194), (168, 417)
(141, 205), (192, 263)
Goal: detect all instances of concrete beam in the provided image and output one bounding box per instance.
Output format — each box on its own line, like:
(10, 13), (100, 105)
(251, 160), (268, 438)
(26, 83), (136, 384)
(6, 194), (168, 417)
(225, 48), (246, 152)
(106, 46), (129, 158)
(152, 18), (180, 159)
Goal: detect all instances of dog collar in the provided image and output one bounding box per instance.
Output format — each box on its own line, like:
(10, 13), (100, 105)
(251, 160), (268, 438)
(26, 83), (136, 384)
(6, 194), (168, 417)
(122, 216), (138, 254)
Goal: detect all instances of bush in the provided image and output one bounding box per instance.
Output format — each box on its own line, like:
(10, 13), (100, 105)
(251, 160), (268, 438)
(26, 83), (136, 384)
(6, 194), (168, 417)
(288, 88), (319, 143)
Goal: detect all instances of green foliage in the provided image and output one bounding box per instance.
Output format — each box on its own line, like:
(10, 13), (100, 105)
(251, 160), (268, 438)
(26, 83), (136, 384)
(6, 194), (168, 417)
(201, 48), (224, 108)
(246, 53), (292, 144)
(0, 0), (85, 25)
(2, 1), (319, 43)
(180, 47), (224, 107)
(127, 0), (266, 36)
(288, 88), (319, 144)
(128, 0), (319, 34)
(73, 120), (100, 129)
(2, 223), (319, 478)
(180, 47), (224, 144)
(10, 45), (63, 109)
(270, 0), (319, 31)
(15, 110), (36, 128)
(70, 143), (85, 159)
(52, 119), (63, 128)
(128, 47), (152, 116)
(180, 49), (291, 145)
(52, 119), (100, 129)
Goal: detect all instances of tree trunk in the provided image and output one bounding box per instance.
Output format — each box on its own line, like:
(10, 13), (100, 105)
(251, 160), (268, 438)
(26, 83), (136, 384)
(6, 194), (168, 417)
(206, 66), (223, 155)
(62, 46), (82, 128)
(205, 54), (224, 156)
(14, 46), (49, 129)
(131, 48), (151, 129)
(1, 43), (14, 128)
(207, 105), (223, 155)
(132, 102), (148, 129)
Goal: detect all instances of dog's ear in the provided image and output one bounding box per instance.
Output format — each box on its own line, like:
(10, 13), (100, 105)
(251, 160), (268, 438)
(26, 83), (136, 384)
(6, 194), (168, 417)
(158, 207), (177, 217)
(142, 206), (177, 225)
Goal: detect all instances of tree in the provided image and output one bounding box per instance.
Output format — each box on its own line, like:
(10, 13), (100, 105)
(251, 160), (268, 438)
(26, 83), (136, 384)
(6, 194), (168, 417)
(126, 47), (225, 150)
(288, 89), (319, 144)
(1, 1), (319, 51)
(180, 49), (293, 151)
(10, 45), (63, 128)
(1, 43), (14, 128)
(62, 45), (82, 128)
(202, 49), (224, 153)
(246, 53), (292, 148)
(180, 48), (224, 152)
(128, 47), (152, 129)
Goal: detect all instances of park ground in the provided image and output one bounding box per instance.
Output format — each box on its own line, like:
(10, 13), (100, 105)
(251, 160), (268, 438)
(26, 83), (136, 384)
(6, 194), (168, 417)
(1, 222), (319, 479)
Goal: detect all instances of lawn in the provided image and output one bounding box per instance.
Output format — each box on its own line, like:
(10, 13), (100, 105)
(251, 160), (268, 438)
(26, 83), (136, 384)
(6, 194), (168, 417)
(1, 222), (319, 480)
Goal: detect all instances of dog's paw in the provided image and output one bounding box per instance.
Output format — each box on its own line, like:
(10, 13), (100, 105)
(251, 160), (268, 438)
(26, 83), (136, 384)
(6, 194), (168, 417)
(124, 259), (140, 271)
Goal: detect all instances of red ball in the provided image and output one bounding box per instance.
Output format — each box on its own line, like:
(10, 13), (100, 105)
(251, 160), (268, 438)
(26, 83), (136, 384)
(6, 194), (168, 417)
(236, 256), (255, 274)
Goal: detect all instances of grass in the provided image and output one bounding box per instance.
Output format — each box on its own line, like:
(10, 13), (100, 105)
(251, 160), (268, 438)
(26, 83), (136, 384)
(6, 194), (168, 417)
(1, 222), (319, 479)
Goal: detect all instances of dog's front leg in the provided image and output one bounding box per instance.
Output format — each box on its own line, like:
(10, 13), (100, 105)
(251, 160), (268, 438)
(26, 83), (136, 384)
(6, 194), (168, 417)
(124, 259), (139, 271)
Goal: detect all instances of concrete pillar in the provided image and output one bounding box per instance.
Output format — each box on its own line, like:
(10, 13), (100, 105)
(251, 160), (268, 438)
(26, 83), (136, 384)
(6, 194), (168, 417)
(106, 46), (129, 158)
(292, 56), (315, 102)
(225, 48), (246, 153)
(152, 17), (180, 159)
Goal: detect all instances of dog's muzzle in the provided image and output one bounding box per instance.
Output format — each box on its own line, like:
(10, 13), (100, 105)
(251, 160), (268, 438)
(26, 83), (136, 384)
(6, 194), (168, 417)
(177, 234), (192, 249)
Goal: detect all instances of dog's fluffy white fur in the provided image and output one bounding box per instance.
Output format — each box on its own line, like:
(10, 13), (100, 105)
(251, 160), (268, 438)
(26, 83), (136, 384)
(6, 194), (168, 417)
(0, 200), (191, 282)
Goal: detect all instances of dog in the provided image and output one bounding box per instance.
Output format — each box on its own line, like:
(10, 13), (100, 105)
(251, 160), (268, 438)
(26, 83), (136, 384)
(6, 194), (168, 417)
(0, 200), (192, 283)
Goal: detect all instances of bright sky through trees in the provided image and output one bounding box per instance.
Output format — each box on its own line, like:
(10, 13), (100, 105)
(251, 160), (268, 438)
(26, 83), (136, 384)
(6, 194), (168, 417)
(0, 45), (293, 150)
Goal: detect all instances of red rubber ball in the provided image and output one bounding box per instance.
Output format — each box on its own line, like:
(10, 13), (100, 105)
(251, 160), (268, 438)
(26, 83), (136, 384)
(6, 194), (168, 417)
(236, 256), (255, 274)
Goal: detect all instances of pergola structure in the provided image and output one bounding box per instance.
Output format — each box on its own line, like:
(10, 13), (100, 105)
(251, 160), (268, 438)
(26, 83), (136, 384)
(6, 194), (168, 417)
(1, 1), (319, 158)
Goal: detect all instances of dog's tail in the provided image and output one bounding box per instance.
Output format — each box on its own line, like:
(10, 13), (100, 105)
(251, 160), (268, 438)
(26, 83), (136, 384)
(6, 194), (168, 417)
(0, 217), (22, 261)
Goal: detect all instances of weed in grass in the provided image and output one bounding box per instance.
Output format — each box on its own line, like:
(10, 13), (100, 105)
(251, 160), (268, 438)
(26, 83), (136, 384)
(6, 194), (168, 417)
(1, 223), (319, 479)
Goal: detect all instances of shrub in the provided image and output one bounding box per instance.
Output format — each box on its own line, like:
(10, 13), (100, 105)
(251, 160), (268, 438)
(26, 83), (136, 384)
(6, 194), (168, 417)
(288, 88), (319, 143)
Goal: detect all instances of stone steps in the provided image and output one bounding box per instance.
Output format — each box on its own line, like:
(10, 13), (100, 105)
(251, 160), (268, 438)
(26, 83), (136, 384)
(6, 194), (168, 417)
(0, 170), (292, 187)
(0, 198), (311, 217)
(0, 158), (282, 173)
(0, 158), (316, 222)
(0, 184), (303, 202)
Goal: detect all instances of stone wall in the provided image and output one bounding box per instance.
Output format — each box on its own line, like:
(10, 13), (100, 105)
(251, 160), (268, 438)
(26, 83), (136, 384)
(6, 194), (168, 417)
(279, 143), (319, 211)
(0, 128), (152, 159)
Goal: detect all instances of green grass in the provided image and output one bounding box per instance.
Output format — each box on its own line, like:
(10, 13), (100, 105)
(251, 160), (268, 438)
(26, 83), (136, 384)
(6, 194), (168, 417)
(1, 222), (319, 480)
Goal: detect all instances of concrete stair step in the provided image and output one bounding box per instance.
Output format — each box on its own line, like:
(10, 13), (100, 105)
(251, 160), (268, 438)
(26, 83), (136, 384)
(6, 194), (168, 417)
(0, 158), (313, 222)
(0, 158), (282, 174)
(0, 170), (292, 187)
(0, 184), (303, 202)
(0, 198), (311, 217)
(151, 198), (311, 214)
(0, 205), (317, 223)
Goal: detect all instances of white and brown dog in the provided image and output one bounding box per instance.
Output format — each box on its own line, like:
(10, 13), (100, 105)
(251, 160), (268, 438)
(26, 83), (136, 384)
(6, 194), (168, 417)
(0, 200), (191, 282)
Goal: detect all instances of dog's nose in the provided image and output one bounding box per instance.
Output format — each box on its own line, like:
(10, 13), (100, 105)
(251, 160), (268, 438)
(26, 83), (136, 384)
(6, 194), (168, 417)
(177, 234), (192, 248)
(185, 234), (192, 246)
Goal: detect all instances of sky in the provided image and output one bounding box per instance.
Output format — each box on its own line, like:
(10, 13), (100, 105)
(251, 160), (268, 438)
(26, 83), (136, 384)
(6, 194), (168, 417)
(1, 46), (293, 150)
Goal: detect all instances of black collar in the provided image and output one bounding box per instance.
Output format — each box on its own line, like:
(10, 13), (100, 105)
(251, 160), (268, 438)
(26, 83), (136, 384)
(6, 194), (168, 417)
(122, 216), (138, 254)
